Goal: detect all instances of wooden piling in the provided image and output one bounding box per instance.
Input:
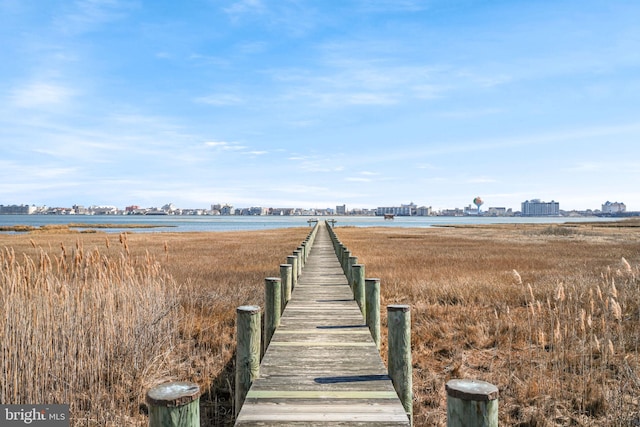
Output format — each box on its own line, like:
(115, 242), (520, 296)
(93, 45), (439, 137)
(293, 250), (302, 276)
(341, 249), (351, 273)
(388, 304), (413, 425)
(297, 246), (305, 268)
(351, 264), (365, 313)
(287, 255), (298, 290)
(279, 264), (292, 312)
(365, 278), (381, 350)
(235, 305), (261, 417)
(146, 381), (201, 427)
(347, 256), (358, 290)
(446, 379), (498, 427)
(264, 278), (281, 354)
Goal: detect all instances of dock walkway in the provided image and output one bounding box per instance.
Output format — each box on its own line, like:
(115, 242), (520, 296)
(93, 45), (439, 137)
(235, 222), (410, 426)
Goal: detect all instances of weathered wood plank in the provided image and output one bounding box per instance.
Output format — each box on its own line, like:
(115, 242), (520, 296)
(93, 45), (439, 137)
(235, 222), (410, 426)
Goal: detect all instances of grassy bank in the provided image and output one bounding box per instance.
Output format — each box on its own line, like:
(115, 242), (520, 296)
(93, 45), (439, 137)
(335, 222), (640, 426)
(1, 222), (639, 426)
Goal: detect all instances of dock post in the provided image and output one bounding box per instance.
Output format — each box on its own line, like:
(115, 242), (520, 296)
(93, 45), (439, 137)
(287, 255), (298, 290)
(347, 256), (358, 291)
(235, 305), (261, 416)
(365, 278), (381, 349)
(293, 250), (302, 277)
(341, 249), (351, 274)
(388, 304), (413, 425)
(280, 264), (292, 312)
(351, 264), (365, 313)
(146, 381), (200, 427)
(446, 379), (498, 427)
(264, 277), (281, 353)
(297, 246), (305, 269)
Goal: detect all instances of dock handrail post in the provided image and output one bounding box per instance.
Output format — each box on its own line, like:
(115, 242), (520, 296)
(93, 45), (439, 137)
(347, 256), (358, 290)
(146, 381), (201, 427)
(365, 278), (381, 349)
(445, 379), (499, 427)
(341, 249), (351, 274)
(388, 304), (413, 426)
(264, 277), (282, 354)
(352, 264), (365, 313)
(287, 255), (298, 290)
(297, 246), (305, 269)
(293, 250), (302, 277)
(235, 305), (261, 417)
(280, 264), (292, 312)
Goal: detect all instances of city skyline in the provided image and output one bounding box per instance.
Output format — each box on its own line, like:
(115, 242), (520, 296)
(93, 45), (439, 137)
(2, 1), (639, 211)
(1, 197), (630, 216)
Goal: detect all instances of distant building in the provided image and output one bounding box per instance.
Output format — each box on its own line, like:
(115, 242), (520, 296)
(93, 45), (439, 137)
(416, 206), (432, 216)
(336, 204), (346, 215)
(376, 202), (417, 216)
(464, 205), (479, 215)
(0, 204), (37, 214)
(521, 199), (560, 216)
(217, 204), (233, 215)
(602, 201), (626, 215)
(487, 207), (507, 216)
(439, 208), (464, 216)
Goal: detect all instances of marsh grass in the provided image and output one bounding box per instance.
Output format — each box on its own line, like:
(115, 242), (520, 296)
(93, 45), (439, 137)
(2, 222), (638, 426)
(0, 228), (308, 426)
(0, 238), (180, 425)
(336, 223), (640, 426)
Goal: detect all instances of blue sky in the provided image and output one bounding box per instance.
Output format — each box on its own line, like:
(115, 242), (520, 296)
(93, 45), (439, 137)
(1, 0), (639, 211)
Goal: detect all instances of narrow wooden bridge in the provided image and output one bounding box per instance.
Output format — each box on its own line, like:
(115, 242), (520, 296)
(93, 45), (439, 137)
(234, 221), (411, 426)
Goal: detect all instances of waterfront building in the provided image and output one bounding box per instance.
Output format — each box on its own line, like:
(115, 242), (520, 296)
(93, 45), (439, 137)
(487, 207), (509, 216)
(416, 206), (432, 216)
(602, 201), (626, 215)
(521, 199), (560, 216)
(336, 204), (346, 215)
(0, 204), (37, 214)
(376, 202), (417, 216)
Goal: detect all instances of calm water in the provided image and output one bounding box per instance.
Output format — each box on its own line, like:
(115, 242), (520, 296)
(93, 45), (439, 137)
(0, 214), (621, 233)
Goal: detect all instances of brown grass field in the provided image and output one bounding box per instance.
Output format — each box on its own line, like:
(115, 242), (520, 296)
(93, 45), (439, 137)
(1, 220), (639, 426)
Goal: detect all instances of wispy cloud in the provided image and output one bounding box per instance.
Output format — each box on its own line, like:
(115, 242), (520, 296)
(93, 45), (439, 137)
(223, 0), (265, 16)
(195, 94), (244, 106)
(355, 0), (429, 13)
(10, 82), (75, 108)
(204, 141), (247, 151)
(53, 0), (137, 34)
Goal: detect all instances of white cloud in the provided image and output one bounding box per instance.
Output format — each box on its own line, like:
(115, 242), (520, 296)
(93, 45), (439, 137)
(10, 82), (75, 108)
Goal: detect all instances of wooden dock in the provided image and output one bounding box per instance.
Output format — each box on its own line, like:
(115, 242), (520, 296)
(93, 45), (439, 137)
(235, 222), (410, 426)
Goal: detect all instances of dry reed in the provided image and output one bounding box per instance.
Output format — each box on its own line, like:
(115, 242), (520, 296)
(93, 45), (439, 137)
(336, 223), (640, 426)
(2, 221), (638, 426)
(0, 227), (308, 426)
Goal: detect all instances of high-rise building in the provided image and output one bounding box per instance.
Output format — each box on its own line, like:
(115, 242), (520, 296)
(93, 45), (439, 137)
(521, 199), (560, 216)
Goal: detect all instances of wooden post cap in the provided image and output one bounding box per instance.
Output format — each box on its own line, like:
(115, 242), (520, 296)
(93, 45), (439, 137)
(146, 381), (201, 407)
(237, 305), (261, 314)
(446, 379), (499, 401)
(388, 304), (411, 312)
